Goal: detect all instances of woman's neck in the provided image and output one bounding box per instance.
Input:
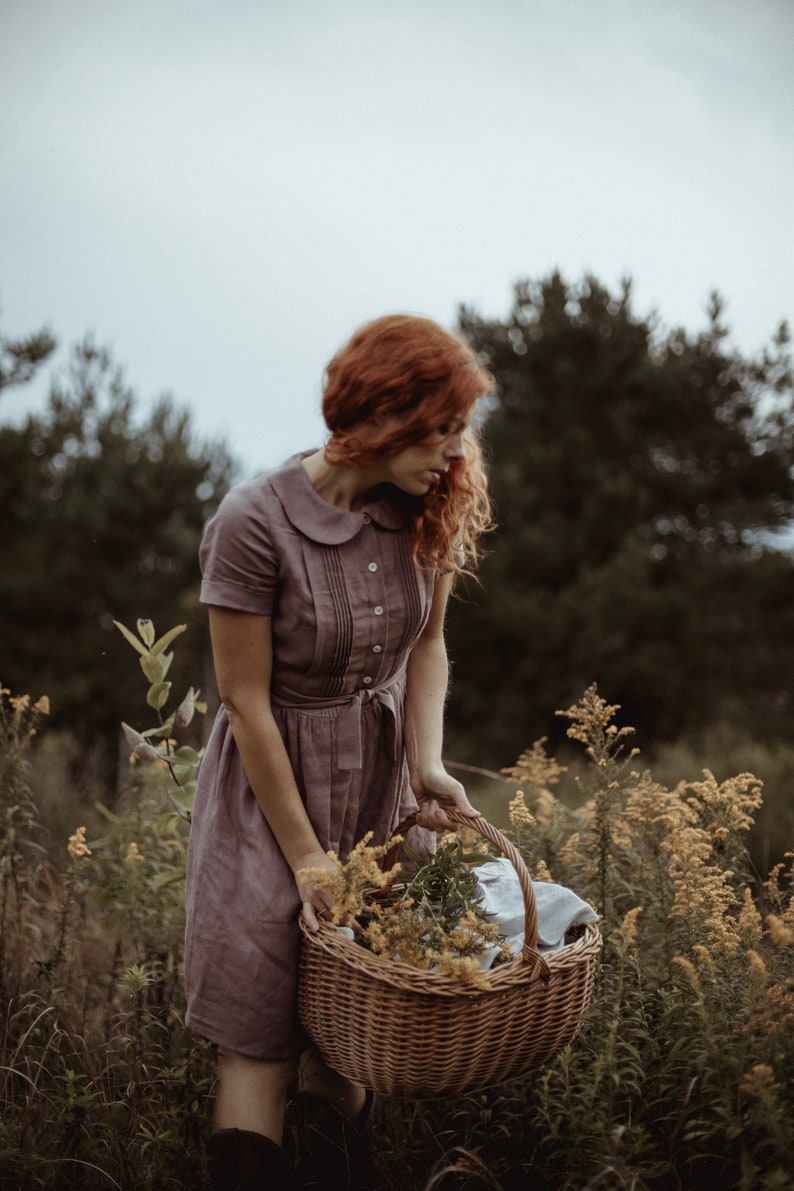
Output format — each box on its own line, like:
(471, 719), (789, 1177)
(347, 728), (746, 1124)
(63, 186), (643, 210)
(302, 449), (381, 511)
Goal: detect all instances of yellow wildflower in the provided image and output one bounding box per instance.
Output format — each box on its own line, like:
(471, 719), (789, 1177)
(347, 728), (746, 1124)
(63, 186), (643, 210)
(739, 1064), (777, 1100)
(33, 695), (50, 715)
(508, 790), (535, 830)
(296, 833), (399, 923)
(672, 955), (701, 992)
(67, 826), (92, 861)
(765, 913), (794, 948)
(502, 737), (567, 795)
(434, 952), (491, 990)
(558, 832), (584, 869)
(691, 944), (714, 974)
(746, 949), (767, 980)
(737, 887), (763, 947)
(533, 858), (554, 883)
(619, 906), (643, 948)
(125, 842), (144, 865)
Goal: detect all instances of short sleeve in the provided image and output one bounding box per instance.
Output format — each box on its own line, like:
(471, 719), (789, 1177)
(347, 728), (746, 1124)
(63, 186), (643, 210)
(199, 482), (279, 615)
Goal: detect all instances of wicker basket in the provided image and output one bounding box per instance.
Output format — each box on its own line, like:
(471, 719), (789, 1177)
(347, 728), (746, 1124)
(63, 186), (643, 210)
(298, 810), (602, 1098)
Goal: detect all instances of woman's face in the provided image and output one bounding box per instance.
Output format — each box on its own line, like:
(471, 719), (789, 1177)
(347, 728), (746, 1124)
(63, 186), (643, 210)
(375, 417), (470, 496)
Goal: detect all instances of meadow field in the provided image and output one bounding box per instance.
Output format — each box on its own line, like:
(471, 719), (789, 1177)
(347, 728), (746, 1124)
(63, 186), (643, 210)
(2, 633), (793, 1190)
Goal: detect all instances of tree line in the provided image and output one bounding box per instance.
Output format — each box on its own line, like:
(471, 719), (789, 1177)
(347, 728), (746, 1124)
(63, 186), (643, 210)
(447, 274), (794, 764)
(0, 328), (235, 782)
(1, 272), (792, 786)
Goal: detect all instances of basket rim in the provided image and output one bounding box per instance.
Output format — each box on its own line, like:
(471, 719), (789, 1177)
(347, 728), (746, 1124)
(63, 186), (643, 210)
(298, 914), (602, 998)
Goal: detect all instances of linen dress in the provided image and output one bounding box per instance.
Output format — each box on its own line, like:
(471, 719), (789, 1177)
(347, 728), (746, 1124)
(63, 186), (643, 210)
(184, 452), (437, 1060)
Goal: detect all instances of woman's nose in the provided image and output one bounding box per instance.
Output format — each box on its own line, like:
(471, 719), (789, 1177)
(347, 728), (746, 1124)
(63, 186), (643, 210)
(444, 432), (465, 459)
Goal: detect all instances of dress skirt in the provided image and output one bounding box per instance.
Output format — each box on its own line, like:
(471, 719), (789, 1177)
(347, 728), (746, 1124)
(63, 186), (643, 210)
(184, 680), (432, 1060)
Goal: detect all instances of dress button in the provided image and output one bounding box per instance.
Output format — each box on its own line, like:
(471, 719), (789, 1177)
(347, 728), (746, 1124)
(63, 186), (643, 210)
(373, 605), (384, 616)
(367, 562), (378, 572)
(362, 513), (372, 525)
(371, 644), (382, 653)
(362, 676), (373, 685)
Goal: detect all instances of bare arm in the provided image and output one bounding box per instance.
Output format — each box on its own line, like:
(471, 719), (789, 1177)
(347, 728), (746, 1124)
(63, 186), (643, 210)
(404, 571), (478, 829)
(208, 605), (336, 928)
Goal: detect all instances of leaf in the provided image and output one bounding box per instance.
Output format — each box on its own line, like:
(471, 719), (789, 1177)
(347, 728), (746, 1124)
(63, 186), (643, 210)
(174, 687), (196, 728)
(146, 682), (172, 710)
(155, 812), (181, 837)
(151, 624), (187, 657)
(93, 800), (122, 824)
(114, 620), (147, 656)
(169, 784), (196, 814)
(140, 653), (167, 684)
(173, 746), (201, 766)
(121, 721), (145, 750)
(136, 619), (156, 647)
(134, 740), (163, 763)
(153, 868), (186, 890)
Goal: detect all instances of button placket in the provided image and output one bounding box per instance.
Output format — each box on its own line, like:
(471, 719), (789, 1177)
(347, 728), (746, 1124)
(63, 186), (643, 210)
(363, 536), (386, 687)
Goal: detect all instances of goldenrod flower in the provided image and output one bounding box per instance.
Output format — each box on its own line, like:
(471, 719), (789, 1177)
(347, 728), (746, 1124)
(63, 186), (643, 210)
(739, 1063), (777, 1100)
(533, 858), (554, 883)
(765, 913), (794, 948)
(508, 790), (535, 830)
(67, 826), (92, 861)
(672, 955), (701, 992)
(746, 949), (767, 979)
(619, 906), (643, 947)
(737, 887), (763, 947)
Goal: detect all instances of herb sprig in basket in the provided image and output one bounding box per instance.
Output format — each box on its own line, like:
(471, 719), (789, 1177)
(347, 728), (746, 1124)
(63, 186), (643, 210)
(299, 830), (509, 989)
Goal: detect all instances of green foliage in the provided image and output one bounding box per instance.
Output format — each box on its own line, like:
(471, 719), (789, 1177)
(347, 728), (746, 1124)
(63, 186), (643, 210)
(399, 833), (495, 932)
(3, 635), (794, 1187)
(448, 274), (794, 763)
(0, 688), (50, 1005)
(0, 332), (236, 776)
(0, 626), (213, 1190)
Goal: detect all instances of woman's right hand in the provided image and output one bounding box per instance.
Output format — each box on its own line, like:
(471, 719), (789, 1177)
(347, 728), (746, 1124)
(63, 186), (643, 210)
(294, 850), (340, 933)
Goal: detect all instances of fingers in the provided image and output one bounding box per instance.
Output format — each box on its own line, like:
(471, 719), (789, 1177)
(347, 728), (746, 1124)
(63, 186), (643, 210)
(301, 901), (333, 933)
(415, 797), (482, 832)
(415, 799), (456, 831)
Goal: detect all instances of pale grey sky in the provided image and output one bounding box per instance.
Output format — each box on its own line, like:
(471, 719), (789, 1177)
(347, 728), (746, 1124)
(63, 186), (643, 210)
(1, 0), (792, 477)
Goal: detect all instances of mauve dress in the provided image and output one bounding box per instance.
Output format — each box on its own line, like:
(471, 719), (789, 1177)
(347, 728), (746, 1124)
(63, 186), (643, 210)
(184, 453), (436, 1060)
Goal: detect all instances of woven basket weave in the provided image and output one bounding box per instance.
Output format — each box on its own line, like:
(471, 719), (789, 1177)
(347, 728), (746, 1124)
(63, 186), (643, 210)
(298, 811), (602, 1098)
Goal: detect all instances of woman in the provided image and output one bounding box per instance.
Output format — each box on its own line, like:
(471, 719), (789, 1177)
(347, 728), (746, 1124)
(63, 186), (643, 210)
(185, 314), (494, 1189)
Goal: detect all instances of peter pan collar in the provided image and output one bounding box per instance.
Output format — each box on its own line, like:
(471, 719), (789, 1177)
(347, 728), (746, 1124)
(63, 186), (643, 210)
(268, 453), (407, 545)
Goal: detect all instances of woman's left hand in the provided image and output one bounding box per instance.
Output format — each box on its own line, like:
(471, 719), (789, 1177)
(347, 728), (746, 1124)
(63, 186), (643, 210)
(411, 767), (480, 831)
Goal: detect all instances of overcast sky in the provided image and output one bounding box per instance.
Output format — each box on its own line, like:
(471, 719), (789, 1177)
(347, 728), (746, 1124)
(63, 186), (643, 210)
(1, 0), (792, 479)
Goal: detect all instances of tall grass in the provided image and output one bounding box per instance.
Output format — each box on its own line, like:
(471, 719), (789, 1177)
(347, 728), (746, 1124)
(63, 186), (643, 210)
(2, 646), (793, 1189)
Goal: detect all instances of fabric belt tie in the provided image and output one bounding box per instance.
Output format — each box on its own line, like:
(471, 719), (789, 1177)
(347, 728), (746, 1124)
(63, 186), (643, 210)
(271, 679), (402, 771)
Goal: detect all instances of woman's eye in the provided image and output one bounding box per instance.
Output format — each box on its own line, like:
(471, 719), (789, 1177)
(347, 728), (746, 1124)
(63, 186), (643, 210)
(437, 423), (451, 436)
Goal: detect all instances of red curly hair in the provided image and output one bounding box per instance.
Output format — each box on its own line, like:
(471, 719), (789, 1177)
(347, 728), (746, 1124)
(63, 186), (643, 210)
(322, 315), (494, 573)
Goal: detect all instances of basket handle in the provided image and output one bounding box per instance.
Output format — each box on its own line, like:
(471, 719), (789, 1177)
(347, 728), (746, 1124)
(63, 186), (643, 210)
(384, 810), (551, 979)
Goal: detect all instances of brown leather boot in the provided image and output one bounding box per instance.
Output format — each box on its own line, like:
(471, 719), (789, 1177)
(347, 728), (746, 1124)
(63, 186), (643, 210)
(207, 1127), (295, 1190)
(292, 1091), (378, 1190)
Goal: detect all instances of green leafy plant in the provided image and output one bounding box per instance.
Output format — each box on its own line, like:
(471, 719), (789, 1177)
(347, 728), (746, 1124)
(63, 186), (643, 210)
(114, 617), (205, 836)
(0, 625), (214, 1190)
(2, 656), (794, 1189)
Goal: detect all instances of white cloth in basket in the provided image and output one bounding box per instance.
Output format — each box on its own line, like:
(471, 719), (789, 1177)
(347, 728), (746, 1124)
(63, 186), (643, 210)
(330, 857), (598, 969)
(474, 857), (598, 968)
